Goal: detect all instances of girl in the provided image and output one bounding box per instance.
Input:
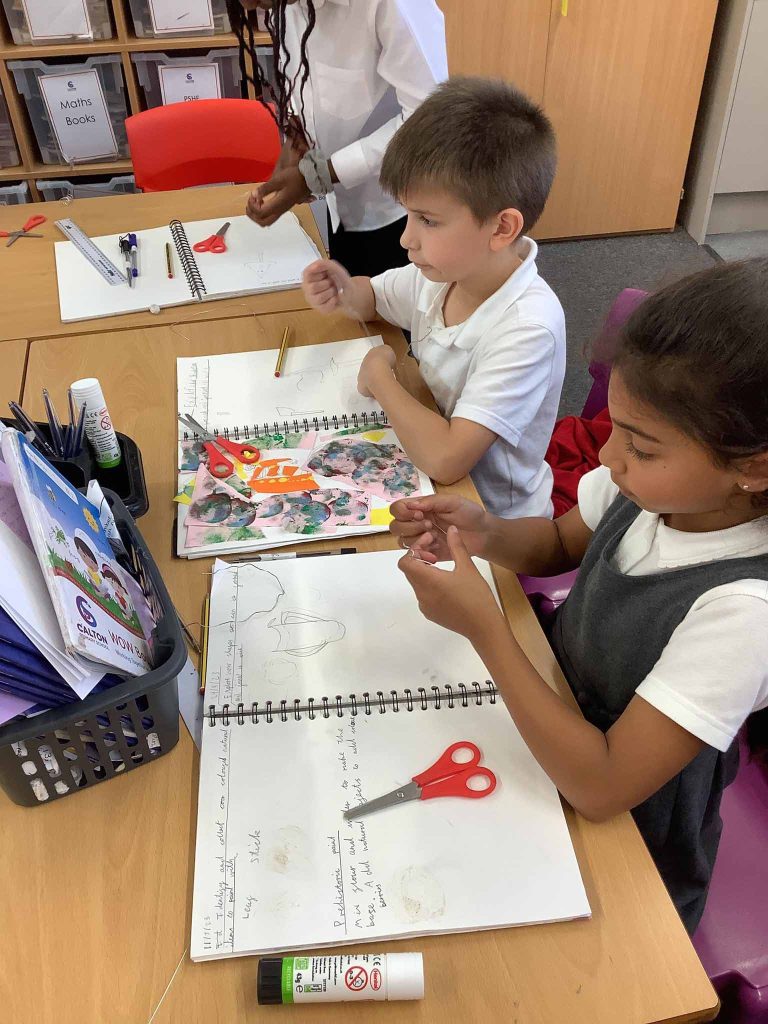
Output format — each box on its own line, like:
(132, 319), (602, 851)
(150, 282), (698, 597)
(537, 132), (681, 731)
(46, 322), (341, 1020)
(228, 0), (447, 277)
(390, 258), (768, 934)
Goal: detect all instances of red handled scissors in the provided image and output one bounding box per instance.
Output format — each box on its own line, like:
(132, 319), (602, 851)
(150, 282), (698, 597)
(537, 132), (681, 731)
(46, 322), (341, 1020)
(193, 221), (230, 255)
(1, 214), (47, 247)
(343, 741), (497, 820)
(178, 414), (261, 479)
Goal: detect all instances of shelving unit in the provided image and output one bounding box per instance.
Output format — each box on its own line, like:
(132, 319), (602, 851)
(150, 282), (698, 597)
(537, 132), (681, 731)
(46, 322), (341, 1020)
(0, 0), (268, 199)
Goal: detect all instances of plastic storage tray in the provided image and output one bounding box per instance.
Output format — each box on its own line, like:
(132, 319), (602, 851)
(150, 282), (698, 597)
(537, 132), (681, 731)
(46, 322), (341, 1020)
(8, 55), (129, 165)
(36, 174), (137, 203)
(131, 49), (243, 108)
(0, 81), (20, 168)
(127, 0), (230, 38)
(0, 181), (29, 204)
(0, 0), (113, 45)
(0, 419), (149, 518)
(0, 490), (185, 806)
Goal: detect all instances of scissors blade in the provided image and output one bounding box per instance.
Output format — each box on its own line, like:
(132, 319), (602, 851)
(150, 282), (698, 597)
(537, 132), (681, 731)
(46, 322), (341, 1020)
(343, 780), (421, 820)
(178, 414), (211, 438)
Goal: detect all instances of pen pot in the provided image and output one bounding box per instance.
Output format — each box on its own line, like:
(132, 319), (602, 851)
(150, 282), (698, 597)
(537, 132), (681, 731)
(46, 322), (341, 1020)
(1, 420), (149, 519)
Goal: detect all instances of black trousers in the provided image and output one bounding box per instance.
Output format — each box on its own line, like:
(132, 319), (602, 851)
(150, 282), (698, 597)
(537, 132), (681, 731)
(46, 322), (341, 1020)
(327, 212), (409, 278)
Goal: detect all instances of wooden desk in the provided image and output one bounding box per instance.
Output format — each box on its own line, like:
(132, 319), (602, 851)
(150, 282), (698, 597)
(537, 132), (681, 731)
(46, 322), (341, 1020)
(7, 314), (718, 1024)
(0, 185), (321, 344)
(0, 338), (28, 403)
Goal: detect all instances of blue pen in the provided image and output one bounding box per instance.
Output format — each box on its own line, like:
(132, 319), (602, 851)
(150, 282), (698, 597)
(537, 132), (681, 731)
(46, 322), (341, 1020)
(128, 232), (138, 279)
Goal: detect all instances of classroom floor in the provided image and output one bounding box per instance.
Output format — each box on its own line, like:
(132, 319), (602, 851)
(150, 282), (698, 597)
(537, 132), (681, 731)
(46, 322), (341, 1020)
(537, 228), (715, 416)
(705, 229), (768, 263)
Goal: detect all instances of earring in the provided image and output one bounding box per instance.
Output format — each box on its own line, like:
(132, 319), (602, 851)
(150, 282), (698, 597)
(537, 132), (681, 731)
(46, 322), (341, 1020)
(741, 483), (750, 491)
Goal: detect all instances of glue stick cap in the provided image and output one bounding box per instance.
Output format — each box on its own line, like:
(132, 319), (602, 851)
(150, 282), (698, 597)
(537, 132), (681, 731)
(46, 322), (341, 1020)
(388, 953), (424, 1000)
(257, 958), (283, 1004)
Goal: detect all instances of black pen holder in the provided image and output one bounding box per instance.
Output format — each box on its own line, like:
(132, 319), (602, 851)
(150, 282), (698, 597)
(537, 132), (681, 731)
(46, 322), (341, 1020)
(1, 420), (149, 519)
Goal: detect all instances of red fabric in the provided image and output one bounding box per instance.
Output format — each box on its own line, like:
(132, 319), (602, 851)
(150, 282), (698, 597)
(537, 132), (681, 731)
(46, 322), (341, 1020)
(546, 407), (612, 518)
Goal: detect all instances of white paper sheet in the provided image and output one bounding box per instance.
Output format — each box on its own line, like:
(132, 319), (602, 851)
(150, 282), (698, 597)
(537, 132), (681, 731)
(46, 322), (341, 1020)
(39, 70), (118, 162)
(55, 213), (320, 323)
(21, 0), (91, 40)
(148, 0), (214, 33)
(190, 552), (590, 959)
(158, 63), (221, 105)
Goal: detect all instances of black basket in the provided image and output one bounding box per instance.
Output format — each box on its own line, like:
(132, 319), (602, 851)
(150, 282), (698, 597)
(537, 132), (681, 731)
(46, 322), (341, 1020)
(0, 490), (185, 806)
(1, 420), (149, 518)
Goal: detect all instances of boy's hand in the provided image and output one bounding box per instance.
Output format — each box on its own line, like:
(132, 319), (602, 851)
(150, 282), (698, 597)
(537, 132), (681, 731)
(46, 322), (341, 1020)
(357, 345), (397, 397)
(390, 494), (488, 562)
(302, 259), (352, 314)
(398, 526), (506, 642)
(247, 166), (312, 227)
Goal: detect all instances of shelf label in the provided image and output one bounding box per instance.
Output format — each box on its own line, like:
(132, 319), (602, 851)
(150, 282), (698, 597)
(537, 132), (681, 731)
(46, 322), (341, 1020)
(158, 63), (222, 105)
(147, 0), (215, 34)
(39, 70), (119, 163)
(21, 0), (92, 39)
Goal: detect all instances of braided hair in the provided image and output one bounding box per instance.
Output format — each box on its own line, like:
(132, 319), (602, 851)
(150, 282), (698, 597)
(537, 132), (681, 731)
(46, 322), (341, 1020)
(226, 0), (316, 150)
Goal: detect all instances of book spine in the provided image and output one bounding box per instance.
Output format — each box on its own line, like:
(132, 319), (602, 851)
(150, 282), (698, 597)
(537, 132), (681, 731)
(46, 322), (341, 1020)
(169, 219), (206, 301)
(179, 410), (389, 442)
(207, 681), (499, 726)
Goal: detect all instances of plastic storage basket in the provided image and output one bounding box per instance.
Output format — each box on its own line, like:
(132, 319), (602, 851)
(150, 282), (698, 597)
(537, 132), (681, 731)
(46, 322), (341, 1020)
(8, 55), (129, 165)
(0, 490), (185, 806)
(0, 181), (29, 205)
(0, 81), (20, 168)
(36, 174), (137, 203)
(0, 0), (113, 45)
(127, 0), (230, 38)
(131, 49), (243, 108)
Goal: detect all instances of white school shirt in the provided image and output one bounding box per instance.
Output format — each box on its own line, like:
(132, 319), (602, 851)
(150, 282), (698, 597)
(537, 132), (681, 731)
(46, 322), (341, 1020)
(281, 0), (447, 232)
(578, 465), (768, 751)
(371, 238), (566, 519)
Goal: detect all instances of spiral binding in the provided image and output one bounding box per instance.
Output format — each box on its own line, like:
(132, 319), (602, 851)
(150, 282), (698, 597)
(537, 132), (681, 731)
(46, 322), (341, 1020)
(169, 219), (207, 301)
(180, 410), (389, 442)
(208, 681), (498, 726)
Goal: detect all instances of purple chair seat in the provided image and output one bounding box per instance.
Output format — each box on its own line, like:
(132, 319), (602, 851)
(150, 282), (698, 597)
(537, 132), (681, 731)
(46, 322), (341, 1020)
(692, 731), (768, 1021)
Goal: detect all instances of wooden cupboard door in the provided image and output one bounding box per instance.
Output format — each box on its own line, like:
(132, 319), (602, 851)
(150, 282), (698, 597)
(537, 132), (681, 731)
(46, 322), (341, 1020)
(535, 0), (718, 238)
(436, 0), (551, 102)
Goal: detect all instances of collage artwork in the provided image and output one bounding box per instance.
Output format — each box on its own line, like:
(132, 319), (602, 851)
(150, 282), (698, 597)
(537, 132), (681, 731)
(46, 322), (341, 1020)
(175, 422), (433, 555)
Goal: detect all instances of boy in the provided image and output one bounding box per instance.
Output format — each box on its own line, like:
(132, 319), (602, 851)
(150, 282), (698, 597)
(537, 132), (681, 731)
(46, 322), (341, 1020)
(302, 77), (564, 519)
(233, 0), (447, 277)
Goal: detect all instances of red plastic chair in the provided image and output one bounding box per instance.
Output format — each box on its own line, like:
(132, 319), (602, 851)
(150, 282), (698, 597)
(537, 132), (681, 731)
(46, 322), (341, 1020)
(125, 99), (281, 193)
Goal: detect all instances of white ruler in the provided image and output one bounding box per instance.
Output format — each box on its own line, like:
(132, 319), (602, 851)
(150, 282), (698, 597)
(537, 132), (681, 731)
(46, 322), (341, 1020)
(55, 218), (127, 286)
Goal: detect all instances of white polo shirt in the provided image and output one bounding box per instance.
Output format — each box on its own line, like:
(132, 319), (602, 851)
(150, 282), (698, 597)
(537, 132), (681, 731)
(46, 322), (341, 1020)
(370, 238), (565, 518)
(281, 0), (447, 233)
(579, 465), (768, 751)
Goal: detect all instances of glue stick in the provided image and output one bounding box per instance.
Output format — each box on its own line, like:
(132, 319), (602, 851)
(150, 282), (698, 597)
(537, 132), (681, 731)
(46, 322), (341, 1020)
(257, 952), (424, 1005)
(70, 377), (122, 469)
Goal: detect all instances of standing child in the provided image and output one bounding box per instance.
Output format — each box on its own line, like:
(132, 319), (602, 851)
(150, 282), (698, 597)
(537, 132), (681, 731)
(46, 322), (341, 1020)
(390, 258), (768, 933)
(229, 0), (447, 277)
(303, 77), (564, 519)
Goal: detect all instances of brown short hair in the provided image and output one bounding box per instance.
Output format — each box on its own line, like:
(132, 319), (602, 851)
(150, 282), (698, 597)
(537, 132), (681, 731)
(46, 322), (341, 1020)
(380, 77), (556, 232)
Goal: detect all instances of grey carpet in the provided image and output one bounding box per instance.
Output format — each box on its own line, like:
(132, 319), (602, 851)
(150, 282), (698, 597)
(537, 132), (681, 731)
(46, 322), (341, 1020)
(536, 228), (716, 417)
(705, 230), (768, 262)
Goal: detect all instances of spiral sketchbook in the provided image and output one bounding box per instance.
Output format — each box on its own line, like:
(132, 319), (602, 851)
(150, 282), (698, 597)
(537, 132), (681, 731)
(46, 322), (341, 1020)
(190, 551), (590, 961)
(54, 213), (320, 323)
(175, 338), (434, 557)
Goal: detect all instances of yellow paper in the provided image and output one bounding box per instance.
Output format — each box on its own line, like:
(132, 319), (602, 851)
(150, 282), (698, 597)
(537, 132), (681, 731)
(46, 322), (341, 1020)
(174, 492), (193, 505)
(370, 507), (394, 527)
(361, 430), (386, 442)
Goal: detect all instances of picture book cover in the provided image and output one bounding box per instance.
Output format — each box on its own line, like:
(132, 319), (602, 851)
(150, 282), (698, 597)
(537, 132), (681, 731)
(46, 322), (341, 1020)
(1, 430), (151, 676)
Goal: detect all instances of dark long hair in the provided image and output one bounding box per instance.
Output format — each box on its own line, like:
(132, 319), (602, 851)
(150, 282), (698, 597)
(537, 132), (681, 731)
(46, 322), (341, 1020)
(226, 0), (316, 150)
(614, 258), (768, 763)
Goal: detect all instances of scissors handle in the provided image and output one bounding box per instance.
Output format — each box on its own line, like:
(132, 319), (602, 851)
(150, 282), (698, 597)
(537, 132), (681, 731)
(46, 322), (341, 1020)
(23, 214), (47, 231)
(216, 436), (261, 464)
(414, 742), (496, 801)
(203, 441), (234, 478)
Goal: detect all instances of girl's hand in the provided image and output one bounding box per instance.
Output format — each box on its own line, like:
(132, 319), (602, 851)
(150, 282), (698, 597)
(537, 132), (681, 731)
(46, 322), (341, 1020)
(398, 526), (506, 642)
(357, 345), (397, 397)
(247, 166), (312, 227)
(302, 259), (352, 315)
(390, 494), (489, 563)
